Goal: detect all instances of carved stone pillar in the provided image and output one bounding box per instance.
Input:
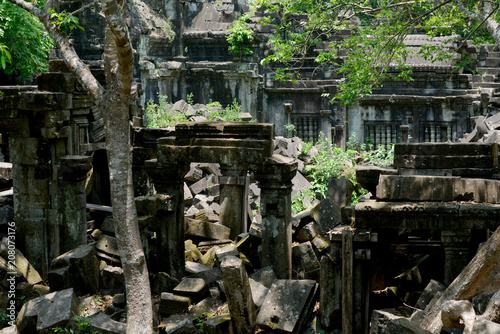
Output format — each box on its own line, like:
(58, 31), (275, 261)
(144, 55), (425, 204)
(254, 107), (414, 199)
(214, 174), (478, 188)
(146, 159), (189, 279)
(320, 110), (332, 142)
(57, 155), (93, 254)
(441, 229), (471, 285)
(219, 163), (249, 240)
(255, 154), (297, 279)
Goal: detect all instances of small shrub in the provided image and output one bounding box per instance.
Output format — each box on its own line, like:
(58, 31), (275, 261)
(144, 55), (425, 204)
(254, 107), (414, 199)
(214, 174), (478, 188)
(226, 14), (254, 59)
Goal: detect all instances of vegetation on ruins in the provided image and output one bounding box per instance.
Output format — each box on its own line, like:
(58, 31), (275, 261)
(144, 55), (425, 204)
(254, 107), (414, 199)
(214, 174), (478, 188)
(292, 133), (394, 213)
(0, 0), (54, 79)
(144, 96), (244, 128)
(226, 13), (255, 59)
(253, 0), (499, 105)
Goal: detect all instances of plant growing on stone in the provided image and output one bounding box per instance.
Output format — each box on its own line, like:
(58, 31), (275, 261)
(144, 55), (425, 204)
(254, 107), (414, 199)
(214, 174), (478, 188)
(144, 96), (188, 128)
(226, 13), (254, 60)
(54, 314), (97, 334)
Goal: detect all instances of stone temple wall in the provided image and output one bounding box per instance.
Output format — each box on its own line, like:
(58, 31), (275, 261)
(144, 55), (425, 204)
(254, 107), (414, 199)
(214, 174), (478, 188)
(46, 0), (500, 142)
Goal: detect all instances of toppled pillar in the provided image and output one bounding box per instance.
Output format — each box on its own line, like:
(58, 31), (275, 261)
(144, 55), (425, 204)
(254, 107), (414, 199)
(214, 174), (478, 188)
(146, 159), (189, 279)
(220, 255), (256, 334)
(255, 154), (298, 279)
(219, 163), (248, 240)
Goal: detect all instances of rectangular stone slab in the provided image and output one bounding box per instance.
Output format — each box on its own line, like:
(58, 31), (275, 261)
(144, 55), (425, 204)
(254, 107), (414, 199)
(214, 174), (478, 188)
(394, 143), (498, 157)
(256, 279), (317, 333)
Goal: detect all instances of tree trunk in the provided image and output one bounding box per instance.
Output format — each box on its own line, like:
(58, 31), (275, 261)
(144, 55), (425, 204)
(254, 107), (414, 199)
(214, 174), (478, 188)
(7, 0), (154, 332)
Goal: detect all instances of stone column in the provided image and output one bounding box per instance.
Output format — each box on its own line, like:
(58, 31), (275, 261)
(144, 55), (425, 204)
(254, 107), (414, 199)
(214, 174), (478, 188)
(146, 159), (189, 279)
(11, 137), (52, 278)
(400, 125), (409, 143)
(320, 110), (332, 142)
(219, 164), (249, 240)
(441, 229), (472, 285)
(57, 155), (93, 254)
(334, 125), (344, 149)
(255, 154), (297, 279)
(220, 255), (256, 334)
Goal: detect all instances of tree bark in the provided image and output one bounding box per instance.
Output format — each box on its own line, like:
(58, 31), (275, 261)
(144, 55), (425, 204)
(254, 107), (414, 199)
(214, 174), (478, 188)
(102, 0), (153, 332)
(7, 0), (153, 332)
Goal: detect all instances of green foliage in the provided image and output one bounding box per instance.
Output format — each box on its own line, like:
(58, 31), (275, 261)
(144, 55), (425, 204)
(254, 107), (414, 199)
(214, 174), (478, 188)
(54, 314), (97, 334)
(187, 92), (194, 105)
(206, 98), (242, 122)
(303, 132), (394, 201)
(284, 123), (295, 137)
(48, 8), (84, 34)
(226, 14), (254, 59)
(301, 141), (313, 155)
(144, 96), (244, 128)
(254, 0), (496, 106)
(292, 188), (315, 214)
(0, 0), (54, 79)
(0, 313), (10, 329)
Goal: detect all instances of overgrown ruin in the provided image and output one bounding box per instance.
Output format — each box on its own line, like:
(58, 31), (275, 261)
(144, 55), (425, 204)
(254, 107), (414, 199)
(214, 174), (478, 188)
(2, 0), (500, 333)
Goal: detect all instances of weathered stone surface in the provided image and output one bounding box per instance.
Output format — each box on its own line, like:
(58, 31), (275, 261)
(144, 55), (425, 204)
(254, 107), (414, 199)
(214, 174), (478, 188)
(292, 241), (320, 274)
(220, 255), (256, 333)
(0, 326), (18, 334)
(17, 288), (78, 333)
(256, 279), (317, 333)
(310, 197), (342, 232)
(158, 314), (198, 334)
(185, 261), (211, 275)
(159, 292), (191, 316)
(355, 165), (398, 197)
(185, 218), (231, 240)
(49, 243), (99, 295)
(203, 315), (233, 334)
(249, 266), (277, 289)
(153, 272), (180, 294)
(95, 234), (120, 265)
(0, 240), (42, 284)
(371, 309), (432, 334)
(185, 240), (202, 262)
(327, 176), (353, 208)
(101, 265), (125, 295)
(189, 297), (215, 317)
(184, 182), (193, 205)
(478, 290), (500, 323)
(88, 311), (127, 334)
(189, 268), (223, 285)
(249, 278), (269, 308)
(471, 319), (500, 333)
(319, 255), (341, 329)
(415, 280), (447, 311)
(173, 278), (209, 302)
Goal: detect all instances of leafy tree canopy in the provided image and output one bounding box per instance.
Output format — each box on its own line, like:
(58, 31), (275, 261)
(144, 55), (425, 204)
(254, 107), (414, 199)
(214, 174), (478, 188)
(253, 0), (500, 105)
(0, 0), (54, 79)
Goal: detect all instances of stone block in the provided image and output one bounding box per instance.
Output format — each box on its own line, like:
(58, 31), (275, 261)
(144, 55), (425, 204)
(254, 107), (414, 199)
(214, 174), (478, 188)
(88, 311), (126, 334)
(184, 182), (193, 205)
(310, 198), (342, 232)
(17, 288), (78, 333)
(100, 217), (115, 234)
(185, 218), (231, 240)
(173, 278), (209, 302)
(249, 266), (277, 289)
(256, 279), (317, 333)
(356, 165), (398, 197)
(189, 268), (223, 285)
(220, 255), (256, 333)
(185, 165), (204, 182)
(249, 278), (269, 308)
(297, 222), (323, 242)
(153, 272), (179, 294)
(215, 243), (239, 262)
(96, 234), (120, 265)
(0, 240), (43, 285)
(185, 262), (211, 276)
(189, 176), (210, 196)
(189, 297), (215, 317)
(293, 241), (320, 273)
(158, 314), (198, 333)
(101, 265), (124, 295)
(203, 315), (233, 334)
(159, 292), (191, 316)
(0, 326), (18, 334)
(370, 309), (432, 334)
(485, 180), (500, 204)
(38, 73), (76, 93)
(327, 176), (353, 208)
(10, 138), (38, 165)
(415, 279), (446, 311)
